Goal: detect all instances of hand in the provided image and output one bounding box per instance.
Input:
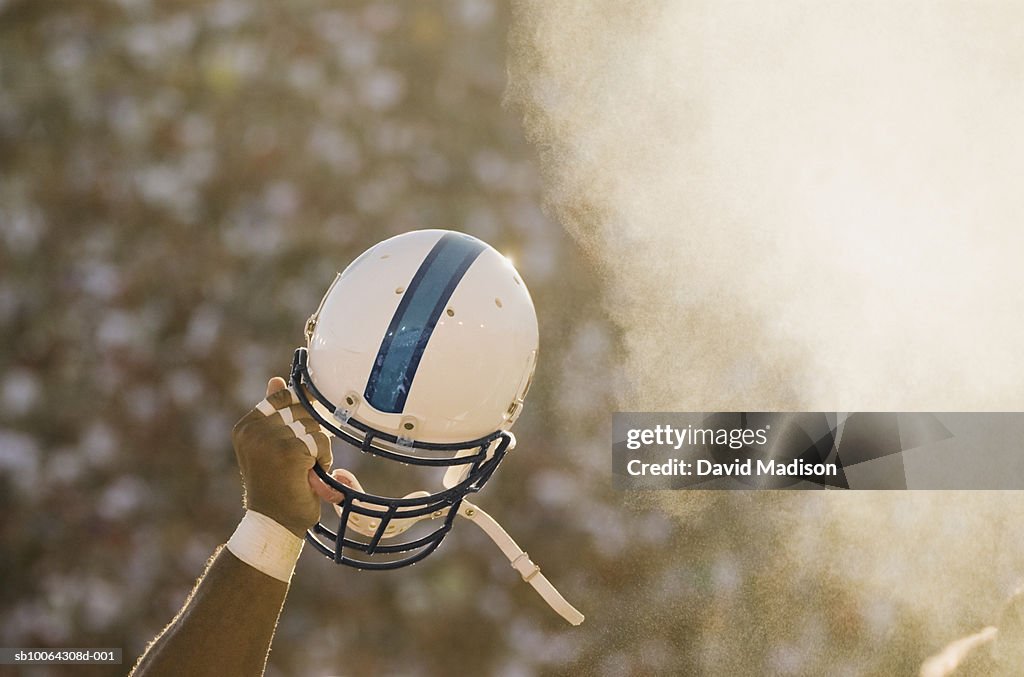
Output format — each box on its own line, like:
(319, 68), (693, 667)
(231, 377), (342, 537)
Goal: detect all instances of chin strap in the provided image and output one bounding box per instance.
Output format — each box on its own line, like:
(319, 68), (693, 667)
(457, 500), (584, 626)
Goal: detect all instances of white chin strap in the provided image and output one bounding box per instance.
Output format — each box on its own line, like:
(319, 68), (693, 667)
(333, 491), (584, 625)
(335, 491), (432, 538)
(326, 430), (582, 625)
(456, 499), (585, 626)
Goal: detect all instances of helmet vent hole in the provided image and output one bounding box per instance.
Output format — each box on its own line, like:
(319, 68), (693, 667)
(513, 275), (521, 286)
(494, 297), (503, 308)
(395, 286), (405, 294)
(446, 308), (455, 317)
(380, 254), (390, 259)
(345, 396), (355, 406)
(403, 422), (415, 431)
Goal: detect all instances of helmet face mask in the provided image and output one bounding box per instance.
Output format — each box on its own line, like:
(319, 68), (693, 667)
(290, 229), (535, 570)
(291, 346), (514, 569)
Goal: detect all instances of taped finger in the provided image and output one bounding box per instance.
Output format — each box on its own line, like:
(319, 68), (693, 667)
(288, 418), (322, 437)
(276, 407), (294, 426)
(290, 417), (332, 466)
(287, 419), (312, 450)
(256, 387), (299, 417)
(311, 430), (332, 468)
(294, 416), (327, 437)
(269, 386), (298, 409)
(282, 402), (318, 426)
(297, 426), (331, 465)
(297, 433), (319, 457)
(287, 385), (308, 407)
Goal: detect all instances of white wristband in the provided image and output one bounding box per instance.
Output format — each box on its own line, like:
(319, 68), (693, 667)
(226, 511), (304, 583)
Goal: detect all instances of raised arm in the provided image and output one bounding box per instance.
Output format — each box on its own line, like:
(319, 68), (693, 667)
(130, 377), (337, 677)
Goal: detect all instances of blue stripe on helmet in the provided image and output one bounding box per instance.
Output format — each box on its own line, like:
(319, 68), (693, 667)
(364, 233), (486, 414)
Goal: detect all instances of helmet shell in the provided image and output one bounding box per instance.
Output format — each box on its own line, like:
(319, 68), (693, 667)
(307, 230), (538, 444)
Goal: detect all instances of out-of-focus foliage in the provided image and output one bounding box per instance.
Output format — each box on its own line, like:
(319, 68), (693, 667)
(0, 1), (1005, 676)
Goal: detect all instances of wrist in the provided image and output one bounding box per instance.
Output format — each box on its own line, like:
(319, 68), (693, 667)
(226, 510), (304, 583)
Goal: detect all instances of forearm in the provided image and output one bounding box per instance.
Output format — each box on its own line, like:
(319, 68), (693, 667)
(132, 381), (329, 676)
(130, 545), (291, 677)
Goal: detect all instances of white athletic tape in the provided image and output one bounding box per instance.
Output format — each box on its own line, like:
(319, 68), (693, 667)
(287, 420), (318, 456)
(278, 407), (294, 425)
(298, 434), (318, 457)
(226, 510), (303, 582)
(256, 399), (275, 416)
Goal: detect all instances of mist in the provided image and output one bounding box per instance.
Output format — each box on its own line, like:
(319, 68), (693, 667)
(508, 0), (1024, 666)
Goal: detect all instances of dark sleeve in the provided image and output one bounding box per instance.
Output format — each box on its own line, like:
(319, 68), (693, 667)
(130, 545), (290, 677)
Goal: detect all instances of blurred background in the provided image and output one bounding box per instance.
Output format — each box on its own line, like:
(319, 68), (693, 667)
(2, 1), (1023, 676)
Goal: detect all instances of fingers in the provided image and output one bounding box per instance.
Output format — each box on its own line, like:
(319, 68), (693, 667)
(308, 468), (363, 504)
(308, 469), (343, 503)
(244, 377), (331, 434)
(268, 403), (310, 426)
(233, 377), (294, 433)
(255, 385), (299, 416)
(243, 381), (332, 463)
(286, 419), (332, 463)
(330, 467), (364, 493)
(266, 376), (287, 397)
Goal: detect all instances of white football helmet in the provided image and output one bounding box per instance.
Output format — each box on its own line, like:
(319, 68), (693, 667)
(290, 229), (583, 625)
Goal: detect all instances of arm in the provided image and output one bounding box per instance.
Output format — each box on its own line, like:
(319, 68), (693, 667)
(131, 378), (338, 677)
(129, 546), (291, 676)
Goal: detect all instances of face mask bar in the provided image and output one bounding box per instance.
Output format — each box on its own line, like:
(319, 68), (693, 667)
(305, 437), (511, 569)
(289, 347), (513, 569)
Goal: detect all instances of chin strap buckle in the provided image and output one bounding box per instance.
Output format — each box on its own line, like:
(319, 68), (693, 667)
(510, 552), (541, 582)
(458, 501), (584, 626)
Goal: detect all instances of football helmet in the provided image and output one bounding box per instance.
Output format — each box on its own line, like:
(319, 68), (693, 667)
(289, 229), (583, 625)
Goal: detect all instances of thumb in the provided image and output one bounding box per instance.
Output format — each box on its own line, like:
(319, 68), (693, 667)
(307, 468), (364, 504)
(329, 468), (364, 493)
(266, 376), (288, 397)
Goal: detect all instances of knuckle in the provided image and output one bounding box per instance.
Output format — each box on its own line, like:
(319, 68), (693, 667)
(316, 438), (333, 464)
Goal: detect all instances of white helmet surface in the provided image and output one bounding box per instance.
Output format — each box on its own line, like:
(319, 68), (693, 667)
(305, 229), (538, 445)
